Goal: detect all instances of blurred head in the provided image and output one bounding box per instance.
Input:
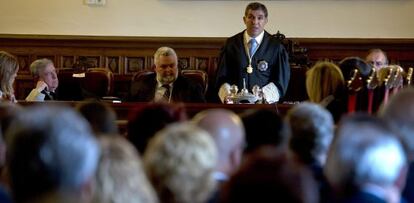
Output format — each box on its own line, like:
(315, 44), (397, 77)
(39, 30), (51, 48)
(0, 51), (19, 96)
(93, 136), (158, 203)
(144, 122), (217, 203)
(220, 146), (318, 203)
(306, 61), (345, 103)
(325, 114), (406, 196)
(6, 105), (100, 203)
(243, 2), (268, 38)
(154, 47), (178, 85)
(366, 49), (388, 71)
(286, 102), (334, 166)
(241, 109), (289, 154)
(127, 103), (187, 154)
(30, 58), (59, 92)
(192, 109), (245, 175)
(76, 100), (118, 136)
(379, 87), (414, 160)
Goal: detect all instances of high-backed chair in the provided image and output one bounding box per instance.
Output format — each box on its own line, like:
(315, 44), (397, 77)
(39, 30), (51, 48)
(181, 69), (208, 95)
(82, 68), (114, 98)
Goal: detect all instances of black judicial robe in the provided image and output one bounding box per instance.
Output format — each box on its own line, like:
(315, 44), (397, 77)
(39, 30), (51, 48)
(215, 31), (290, 97)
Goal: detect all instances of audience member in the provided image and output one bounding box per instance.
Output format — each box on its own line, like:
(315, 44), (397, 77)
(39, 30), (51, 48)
(92, 136), (158, 203)
(0, 51), (19, 102)
(76, 100), (118, 136)
(366, 49), (388, 71)
(286, 102), (334, 173)
(144, 122), (217, 203)
(306, 61), (346, 123)
(192, 109), (245, 202)
(324, 114), (406, 203)
(127, 103), (187, 154)
(130, 47), (205, 103)
(286, 102), (334, 202)
(215, 2), (290, 103)
(240, 109), (289, 154)
(379, 87), (414, 203)
(25, 58), (59, 101)
(5, 105), (100, 203)
(0, 103), (20, 203)
(219, 146), (318, 203)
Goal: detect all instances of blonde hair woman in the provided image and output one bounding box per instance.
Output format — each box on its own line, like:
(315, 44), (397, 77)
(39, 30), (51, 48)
(0, 51), (19, 102)
(306, 61), (346, 122)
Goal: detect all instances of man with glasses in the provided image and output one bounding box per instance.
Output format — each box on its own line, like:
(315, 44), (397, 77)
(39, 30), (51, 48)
(366, 49), (388, 70)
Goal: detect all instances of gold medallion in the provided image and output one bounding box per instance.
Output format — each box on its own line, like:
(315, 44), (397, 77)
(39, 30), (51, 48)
(247, 65), (253, 74)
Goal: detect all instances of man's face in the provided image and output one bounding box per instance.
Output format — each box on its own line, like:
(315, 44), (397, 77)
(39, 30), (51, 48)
(155, 55), (178, 85)
(40, 64), (59, 91)
(243, 9), (268, 38)
(366, 52), (387, 70)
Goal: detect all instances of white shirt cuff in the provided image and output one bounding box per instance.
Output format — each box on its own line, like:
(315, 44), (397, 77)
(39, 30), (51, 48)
(262, 82), (280, 103)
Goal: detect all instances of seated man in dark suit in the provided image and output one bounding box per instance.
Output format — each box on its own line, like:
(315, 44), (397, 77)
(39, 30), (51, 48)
(130, 46), (205, 103)
(25, 58), (59, 101)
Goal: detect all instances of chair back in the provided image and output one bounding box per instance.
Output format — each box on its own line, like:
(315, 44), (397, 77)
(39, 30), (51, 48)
(82, 68), (114, 98)
(181, 69), (208, 95)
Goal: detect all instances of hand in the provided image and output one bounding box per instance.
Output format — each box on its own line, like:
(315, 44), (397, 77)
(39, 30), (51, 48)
(35, 80), (48, 92)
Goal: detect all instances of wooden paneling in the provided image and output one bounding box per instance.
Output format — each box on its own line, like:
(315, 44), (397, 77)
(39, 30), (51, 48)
(2, 34), (414, 101)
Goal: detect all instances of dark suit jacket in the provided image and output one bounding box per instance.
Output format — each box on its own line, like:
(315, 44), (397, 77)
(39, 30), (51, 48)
(129, 73), (206, 103)
(215, 30), (290, 97)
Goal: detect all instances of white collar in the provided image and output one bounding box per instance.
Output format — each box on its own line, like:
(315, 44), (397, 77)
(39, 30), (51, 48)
(244, 30), (265, 46)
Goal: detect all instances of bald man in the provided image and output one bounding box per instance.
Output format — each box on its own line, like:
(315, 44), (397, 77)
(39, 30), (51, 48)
(192, 109), (245, 181)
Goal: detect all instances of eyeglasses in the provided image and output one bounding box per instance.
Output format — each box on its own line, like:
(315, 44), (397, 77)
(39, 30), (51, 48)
(369, 61), (386, 67)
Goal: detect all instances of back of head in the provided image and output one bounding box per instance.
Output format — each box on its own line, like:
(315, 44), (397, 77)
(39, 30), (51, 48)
(241, 109), (288, 153)
(6, 105), (100, 203)
(93, 136), (158, 203)
(0, 51), (18, 96)
(306, 61), (345, 103)
(379, 87), (414, 158)
(192, 109), (244, 156)
(286, 102), (334, 165)
(127, 103), (187, 154)
(325, 114), (406, 195)
(339, 57), (373, 79)
(220, 146), (318, 203)
(144, 122), (217, 203)
(76, 100), (118, 136)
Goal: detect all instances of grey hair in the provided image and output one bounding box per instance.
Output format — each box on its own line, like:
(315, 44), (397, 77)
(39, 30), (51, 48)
(6, 105), (100, 201)
(30, 58), (54, 76)
(286, 102), (334, 165)
(144, 122), (217, 203)
(325, 115), (406, 190)
(153, 47), (177, 66)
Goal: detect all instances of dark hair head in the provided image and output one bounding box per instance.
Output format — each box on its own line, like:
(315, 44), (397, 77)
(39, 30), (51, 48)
(245, 2), (268, 18)
(220, 146), (318, 203)
(127, 103), (187, 154)
(241, 109), (289, 153)
(76, 100), (118, 136)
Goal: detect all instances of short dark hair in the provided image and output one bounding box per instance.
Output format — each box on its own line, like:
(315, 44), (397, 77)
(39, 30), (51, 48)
(245, 2), (268, 18)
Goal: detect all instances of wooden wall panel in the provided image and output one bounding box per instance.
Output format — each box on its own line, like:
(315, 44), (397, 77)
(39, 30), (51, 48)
(1, 34), (414, 101)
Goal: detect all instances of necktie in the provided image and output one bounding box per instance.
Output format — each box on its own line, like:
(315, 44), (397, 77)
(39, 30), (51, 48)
(162, 84), (170, 100)
(249, 39), (258, 57)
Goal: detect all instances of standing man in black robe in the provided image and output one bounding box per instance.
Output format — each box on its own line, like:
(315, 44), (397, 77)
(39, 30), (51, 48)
(215, 2), (290, 104)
